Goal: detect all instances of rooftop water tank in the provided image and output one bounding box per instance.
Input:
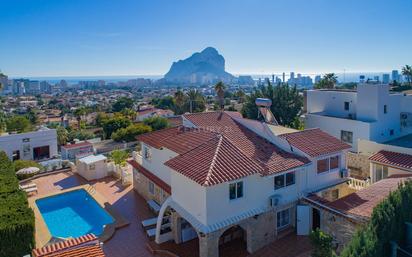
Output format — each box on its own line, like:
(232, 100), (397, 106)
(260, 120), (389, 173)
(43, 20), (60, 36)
(255, 98), (272, 107)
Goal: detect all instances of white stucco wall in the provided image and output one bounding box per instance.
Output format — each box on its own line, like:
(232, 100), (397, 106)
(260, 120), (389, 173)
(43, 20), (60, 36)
(306, 90), (357, 119)
(305, 113), (370, 152)
(76, 159), (108, 181)
(0, 129), (57, 160)
(141, 143), (178, 185)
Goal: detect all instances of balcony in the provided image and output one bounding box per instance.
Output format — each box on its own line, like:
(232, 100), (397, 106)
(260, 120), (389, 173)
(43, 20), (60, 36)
(348, 177), (371, 190)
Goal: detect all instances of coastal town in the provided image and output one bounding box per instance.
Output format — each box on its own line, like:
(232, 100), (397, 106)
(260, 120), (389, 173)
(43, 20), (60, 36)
(1, 1), (412, 257)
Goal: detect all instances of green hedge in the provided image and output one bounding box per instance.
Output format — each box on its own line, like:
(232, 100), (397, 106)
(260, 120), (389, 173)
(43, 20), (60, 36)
(0, 151), (35, 257)
(340, 180), (412, 257)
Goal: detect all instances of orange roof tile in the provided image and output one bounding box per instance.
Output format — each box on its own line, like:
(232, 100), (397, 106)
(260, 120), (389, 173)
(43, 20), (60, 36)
(279, 128), (351, 157)
(369, 150), (412, 170)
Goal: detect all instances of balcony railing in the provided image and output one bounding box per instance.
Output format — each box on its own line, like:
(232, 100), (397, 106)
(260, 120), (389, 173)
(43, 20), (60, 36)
(348, 177), (371, 190)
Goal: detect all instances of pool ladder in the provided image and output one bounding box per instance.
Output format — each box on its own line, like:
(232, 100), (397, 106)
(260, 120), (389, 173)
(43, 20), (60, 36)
(86, 185), (96, 195)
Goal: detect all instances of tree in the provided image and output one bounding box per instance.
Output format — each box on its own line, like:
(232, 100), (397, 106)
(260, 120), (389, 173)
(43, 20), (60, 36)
(110, 149), (129, 166)
(241, 82), (303, 127)
(121, 108), (136, 120)
(235, 89), (246, 103)
(112, 97), (134, 112)
(174, 90), (186, 115)
(56, 126), (69, 146)
(341, 180), (412, 257)
(402, 65), (412, 86)
(25, 108), (38, 125)
(95, 112), (109, 127)
(111, 124), (152, 142)
(143, 116), (169, 131)
(6, 116), (32, 133)
(152, 96), (175, 110)
(185, 88), (206, 113)
(315, 73), (338, 89)
(102, 116), (132, 138)
(310, 229), (335, 257)
(67, 130), (95, 142)
(214, 81), (226, 110)
(73, 107), (87, 130)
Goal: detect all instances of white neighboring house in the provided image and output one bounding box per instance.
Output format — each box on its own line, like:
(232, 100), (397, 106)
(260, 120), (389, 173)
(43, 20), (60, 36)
(61, 141), (94, 161)
(304, 83), (412, 151)
(76, 154), (108, 181)
(135, 108), (174, 122)
(0, 127), (58, 161)
(128, 111), (351, 257)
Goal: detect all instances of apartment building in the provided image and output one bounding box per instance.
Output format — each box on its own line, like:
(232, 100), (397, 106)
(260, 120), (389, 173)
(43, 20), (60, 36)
(128, 111), (351, 257)
(304, 84), (412, 151)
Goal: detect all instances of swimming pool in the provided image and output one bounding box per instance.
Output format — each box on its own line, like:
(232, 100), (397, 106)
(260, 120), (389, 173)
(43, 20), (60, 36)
(36, 189), (114, 238)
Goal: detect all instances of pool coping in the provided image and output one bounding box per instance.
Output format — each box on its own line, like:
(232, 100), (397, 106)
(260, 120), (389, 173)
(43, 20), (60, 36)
(28, 184), (130, 247)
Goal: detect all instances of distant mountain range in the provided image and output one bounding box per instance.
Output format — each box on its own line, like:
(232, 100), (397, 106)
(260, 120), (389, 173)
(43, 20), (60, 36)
(163, 47), (234, 85)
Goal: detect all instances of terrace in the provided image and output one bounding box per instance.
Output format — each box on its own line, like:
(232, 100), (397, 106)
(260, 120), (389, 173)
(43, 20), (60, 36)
(27, 171), (312, 257)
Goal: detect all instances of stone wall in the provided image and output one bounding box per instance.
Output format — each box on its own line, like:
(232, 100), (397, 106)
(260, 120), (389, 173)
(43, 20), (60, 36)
(132, 168), (169, 204)
(319, 208), (364, 253)
(347, 152), (371, 179)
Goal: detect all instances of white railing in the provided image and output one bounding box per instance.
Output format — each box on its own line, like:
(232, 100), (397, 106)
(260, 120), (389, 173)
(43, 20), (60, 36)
(348, 177), (371, 190)
(132, 151), (143, 164)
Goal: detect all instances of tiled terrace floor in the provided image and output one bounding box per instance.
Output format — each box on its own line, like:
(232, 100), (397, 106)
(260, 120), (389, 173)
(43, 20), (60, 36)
(29, 171), (312, 257)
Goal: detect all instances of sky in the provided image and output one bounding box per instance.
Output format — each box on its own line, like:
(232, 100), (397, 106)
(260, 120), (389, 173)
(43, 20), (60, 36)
(0, 0), (411, 77)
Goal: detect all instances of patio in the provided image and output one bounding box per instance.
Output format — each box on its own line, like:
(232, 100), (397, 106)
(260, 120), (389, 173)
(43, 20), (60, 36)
(28, 171), (312, 257)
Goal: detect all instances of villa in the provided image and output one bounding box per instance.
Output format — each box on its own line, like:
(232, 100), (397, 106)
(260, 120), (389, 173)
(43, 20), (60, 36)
(128, 111), (351, 257)
(304, 83), (412, 152)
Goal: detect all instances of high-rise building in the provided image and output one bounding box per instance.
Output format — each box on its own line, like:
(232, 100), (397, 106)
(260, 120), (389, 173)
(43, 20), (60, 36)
(392, 70), (400, 82)
(282, 72), (285, 83)
(359, 75), (365, 83)
(382, 74), (390, 84)
(314, 75), (321, 84)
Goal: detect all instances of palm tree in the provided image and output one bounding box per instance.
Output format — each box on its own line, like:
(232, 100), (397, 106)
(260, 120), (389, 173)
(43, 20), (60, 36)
(186, 88), (205, 113)
(402, 65), (412, 87)
(74, 107), (87, 130)
(174, 90), (186, 114)
(214, 81), (226, 110)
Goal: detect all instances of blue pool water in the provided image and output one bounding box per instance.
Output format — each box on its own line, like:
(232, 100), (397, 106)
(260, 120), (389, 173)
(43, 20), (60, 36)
(36, 189), (114, 238)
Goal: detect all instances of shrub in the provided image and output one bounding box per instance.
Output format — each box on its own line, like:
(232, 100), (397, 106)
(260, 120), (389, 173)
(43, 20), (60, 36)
(111, 124), (152, 142)
(0, 151), (35, 257)
(310, 228), (335, 257)
(143, 116), (169, 131)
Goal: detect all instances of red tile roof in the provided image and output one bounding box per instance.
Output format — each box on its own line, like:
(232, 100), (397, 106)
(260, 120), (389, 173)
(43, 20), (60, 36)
(279, 128), (351, 157)
(165, 135), (262, 186)
(127, 160), (171, 194)
(322, 176), (411, 219)
(137, 126), (217, 154)
(138, 111), (312, 186)
(32, 234), (104, 257)
(369, 150), (412, 170)
(62, 141), (93, 149)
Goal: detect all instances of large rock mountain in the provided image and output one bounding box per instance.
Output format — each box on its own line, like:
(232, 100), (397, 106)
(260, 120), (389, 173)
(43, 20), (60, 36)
(163, 47), (234, 84)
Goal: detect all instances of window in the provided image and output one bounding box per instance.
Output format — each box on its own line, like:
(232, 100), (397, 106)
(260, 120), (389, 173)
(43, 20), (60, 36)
(375, 164), (388, 182)
(274, 172), (295, 190)
(33, 145), (50, 160)
(89, 164), (96, 170)
(330, 156), (339, 170)
(317, 159), (329, 173)
(277, 208), (290, 229)
(148, 181), (155, 195)
(143, 146), (152, 160)
(390, 129), (394, 136)
(229, 181), (243, 200)
(341, 130), (353, 144)
(344, 101), (350, 111)
(12, 150), (20, 161)
(384, 105), (387, 114)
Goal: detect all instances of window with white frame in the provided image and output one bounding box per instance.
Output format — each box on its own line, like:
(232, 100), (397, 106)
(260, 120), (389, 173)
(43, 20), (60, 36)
(148, 181), (155, 195)
(277, 208), (290, 229)
(143, 145), (152, 160)
(374, 164), (388, 182)
(341, 130), (353, 144)
(229, 181), (243, 200)
(317, 156), (340, 174)
(274, 171), (295, 190)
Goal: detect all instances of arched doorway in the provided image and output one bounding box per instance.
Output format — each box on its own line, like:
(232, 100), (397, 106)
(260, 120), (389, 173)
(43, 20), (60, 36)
(219, 225), (247, 257)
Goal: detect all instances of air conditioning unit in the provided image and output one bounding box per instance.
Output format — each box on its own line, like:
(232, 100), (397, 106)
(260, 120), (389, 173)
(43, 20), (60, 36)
(340, 169), (349, 178)
(269, 194), (282, 207)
